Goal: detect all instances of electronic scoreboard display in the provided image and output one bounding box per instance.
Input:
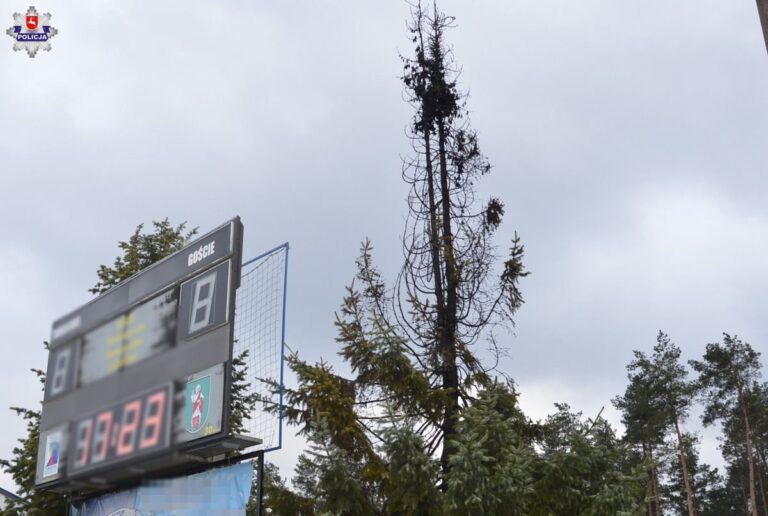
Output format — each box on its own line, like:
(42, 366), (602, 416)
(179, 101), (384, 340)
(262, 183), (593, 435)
(35, 218), (243, 492)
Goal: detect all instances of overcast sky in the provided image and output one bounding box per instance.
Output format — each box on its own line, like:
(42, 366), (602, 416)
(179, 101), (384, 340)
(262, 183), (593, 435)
(2, 0), (768, 494)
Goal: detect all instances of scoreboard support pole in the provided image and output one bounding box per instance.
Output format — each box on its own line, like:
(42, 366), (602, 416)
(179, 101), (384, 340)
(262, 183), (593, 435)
(256, 451), (265, 516)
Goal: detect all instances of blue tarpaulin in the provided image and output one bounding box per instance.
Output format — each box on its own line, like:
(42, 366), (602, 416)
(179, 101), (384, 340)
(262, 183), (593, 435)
(70, 462), (254, 516)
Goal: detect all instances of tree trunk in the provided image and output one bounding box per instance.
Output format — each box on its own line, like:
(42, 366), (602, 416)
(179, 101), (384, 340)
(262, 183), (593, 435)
(646, 480), (654, 516)
(652, 463), (662, 516)
(414, 19), (454, 487)
(416, 29), (445, 321)
(648, 445), (662, 516)
(642, 441), (654, 516)
(740, 472), (750, 516)
(756, 452), (768, 516)
(757, 0), (768, 55)
(436, 118), (460, 481)
(672, 415), (696, 516)
(757, 443), (768, 515)
(741, 392), (759, 516)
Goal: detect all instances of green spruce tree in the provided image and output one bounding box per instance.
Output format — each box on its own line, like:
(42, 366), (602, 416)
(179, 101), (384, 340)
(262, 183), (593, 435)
(530, 404), (647, 515)
(379, 415), (441, 515)
(90, 219), (197, 294)
(444, 383), (533, 515)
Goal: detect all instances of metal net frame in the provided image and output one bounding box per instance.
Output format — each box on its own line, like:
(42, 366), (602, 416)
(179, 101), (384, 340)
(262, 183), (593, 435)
(232, 243), (288, 453)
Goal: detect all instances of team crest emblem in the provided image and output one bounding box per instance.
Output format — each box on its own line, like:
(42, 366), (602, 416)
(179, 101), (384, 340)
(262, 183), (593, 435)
(6, 6), (57, 58)
(185, 375), (211, 433)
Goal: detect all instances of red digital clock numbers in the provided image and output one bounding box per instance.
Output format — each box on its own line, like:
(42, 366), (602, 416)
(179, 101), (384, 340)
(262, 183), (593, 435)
(71, 386), (170, 473)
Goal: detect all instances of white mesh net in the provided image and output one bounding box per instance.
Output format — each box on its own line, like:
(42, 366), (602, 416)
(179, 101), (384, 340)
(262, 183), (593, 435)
(232, 243), (288, 452)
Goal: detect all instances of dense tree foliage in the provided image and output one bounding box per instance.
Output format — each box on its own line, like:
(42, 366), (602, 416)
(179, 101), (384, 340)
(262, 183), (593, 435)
(89, 219), (197, 294)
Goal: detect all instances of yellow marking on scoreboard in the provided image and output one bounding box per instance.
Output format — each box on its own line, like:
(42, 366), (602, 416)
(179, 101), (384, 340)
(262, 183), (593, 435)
(104, 314), (146, 371)
(104, 314), (148, 372)
(106, 351), (141, 373)
(106, 323), (146, 345)
(105, 337), (145, 358)
(115, 313), (135, 329)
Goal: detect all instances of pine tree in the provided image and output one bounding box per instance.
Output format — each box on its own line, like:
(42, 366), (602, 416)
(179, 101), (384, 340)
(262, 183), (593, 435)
(716, 382), (768, 515)
(745, 382), (768, 514)
(650, 332), (699, 515)
(690, 333), (763, 516)
(660, 432), (727, 515)
(614, 332), (700, 515)
(613, 360), (666, 515)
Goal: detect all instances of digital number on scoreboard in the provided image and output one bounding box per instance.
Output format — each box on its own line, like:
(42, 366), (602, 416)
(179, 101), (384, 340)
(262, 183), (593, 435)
(35, 219), (243, 491)
(70, 385), (170, 473)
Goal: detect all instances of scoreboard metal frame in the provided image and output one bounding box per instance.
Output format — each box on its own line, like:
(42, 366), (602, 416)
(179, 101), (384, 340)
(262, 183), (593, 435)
(35, 218), (244, 493)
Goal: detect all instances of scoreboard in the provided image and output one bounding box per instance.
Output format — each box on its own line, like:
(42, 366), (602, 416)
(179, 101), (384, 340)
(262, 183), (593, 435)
(36, 218), (244, 492)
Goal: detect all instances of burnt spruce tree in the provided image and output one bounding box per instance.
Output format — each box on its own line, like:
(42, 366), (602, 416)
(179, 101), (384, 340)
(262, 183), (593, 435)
(277, 0), (527, 498)
(395, 0), (527, 479)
